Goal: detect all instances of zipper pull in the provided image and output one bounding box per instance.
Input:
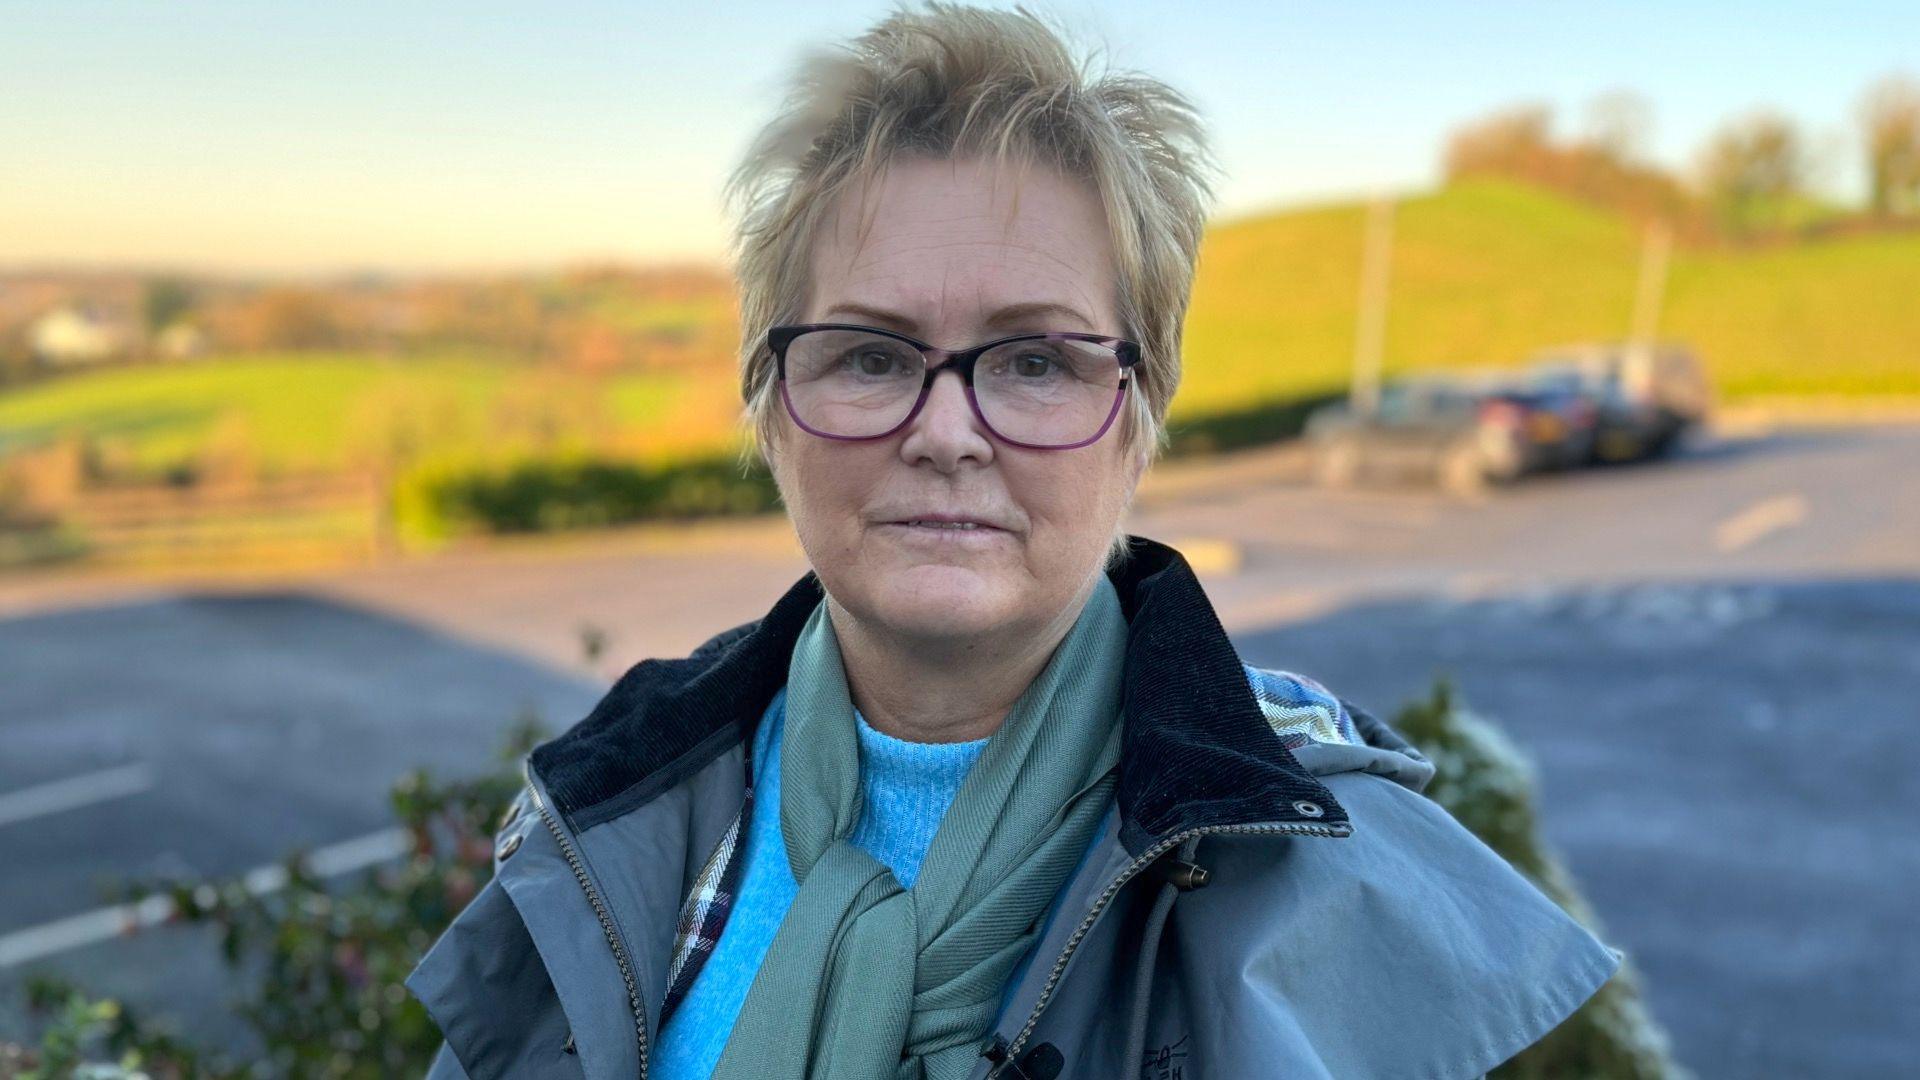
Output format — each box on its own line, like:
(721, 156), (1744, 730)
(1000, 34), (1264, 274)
(1149, 856), (1211, 891)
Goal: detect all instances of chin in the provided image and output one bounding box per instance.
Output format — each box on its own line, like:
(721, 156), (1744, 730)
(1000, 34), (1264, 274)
(866, 562), (1015, 636)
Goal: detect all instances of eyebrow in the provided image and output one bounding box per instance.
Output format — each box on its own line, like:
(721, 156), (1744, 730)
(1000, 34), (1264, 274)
(821, 300), (1098, 334)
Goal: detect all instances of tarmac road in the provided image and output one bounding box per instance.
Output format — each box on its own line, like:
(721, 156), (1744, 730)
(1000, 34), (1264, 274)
(0, 596), (601, 1051)
(1, 423), (1915, 1074)
(1239, 576), (1920, 1079)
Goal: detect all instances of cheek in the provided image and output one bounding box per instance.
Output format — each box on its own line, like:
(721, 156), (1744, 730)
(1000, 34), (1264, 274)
(780, 442), (877, 537)
(1017, 452), (1129, 538)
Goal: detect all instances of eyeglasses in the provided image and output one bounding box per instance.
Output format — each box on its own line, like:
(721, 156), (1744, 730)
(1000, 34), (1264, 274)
(768, 323), (1141, 450)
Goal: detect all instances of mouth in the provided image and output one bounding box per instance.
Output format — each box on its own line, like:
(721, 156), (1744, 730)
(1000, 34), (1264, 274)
(890, 519), (999, 531)
(878, 516), (1014, 544)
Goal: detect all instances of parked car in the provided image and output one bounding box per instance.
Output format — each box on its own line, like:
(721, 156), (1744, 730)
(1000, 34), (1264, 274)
(1523, 343), (1712, 463)
(1457, 368), (1599, 471)
(1305, 372), (1571, 495)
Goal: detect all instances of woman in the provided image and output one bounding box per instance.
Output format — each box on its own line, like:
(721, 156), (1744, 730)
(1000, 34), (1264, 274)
(407, 4), (1618, 1077)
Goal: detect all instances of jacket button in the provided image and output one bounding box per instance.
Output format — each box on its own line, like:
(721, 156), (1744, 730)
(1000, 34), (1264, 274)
(496, 831), (524, 861)
(1293, 799), (1325, 818)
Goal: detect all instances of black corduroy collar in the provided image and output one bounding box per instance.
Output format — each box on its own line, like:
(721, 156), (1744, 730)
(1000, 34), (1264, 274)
(529, 534), (1344, 853)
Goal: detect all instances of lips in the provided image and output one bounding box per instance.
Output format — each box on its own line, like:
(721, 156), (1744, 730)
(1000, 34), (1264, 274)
(880, 511), (1012, 531)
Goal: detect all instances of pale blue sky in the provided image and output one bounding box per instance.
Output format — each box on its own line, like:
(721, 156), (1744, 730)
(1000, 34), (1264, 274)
(2, 1), (1915, 276)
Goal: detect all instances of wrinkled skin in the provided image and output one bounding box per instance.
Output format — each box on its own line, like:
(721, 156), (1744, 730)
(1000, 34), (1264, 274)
(767, 154), (1147, 743)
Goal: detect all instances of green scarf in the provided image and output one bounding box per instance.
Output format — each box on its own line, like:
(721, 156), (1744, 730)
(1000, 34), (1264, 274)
(709, 575), (1130, 1080)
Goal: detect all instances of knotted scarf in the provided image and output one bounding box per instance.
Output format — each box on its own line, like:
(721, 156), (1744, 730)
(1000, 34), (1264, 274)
(708, 575), (1129, 1080)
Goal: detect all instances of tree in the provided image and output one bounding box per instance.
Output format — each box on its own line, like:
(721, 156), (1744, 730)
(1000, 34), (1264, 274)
(1443, 104), (1556, 182)
(230, 287), (342, 350)
(1859, 73), (1920, 217)
(142, 277), (196, 337)
(1695, 110), (1809, 236)
(1442, 98), (1701, 237)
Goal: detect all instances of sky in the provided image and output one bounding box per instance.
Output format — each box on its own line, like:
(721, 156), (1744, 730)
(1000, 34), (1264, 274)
(2, 1), (1916, 277)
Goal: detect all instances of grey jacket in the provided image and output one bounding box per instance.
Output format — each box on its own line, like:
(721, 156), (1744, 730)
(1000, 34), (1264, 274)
(407, 536), (1619, 1079)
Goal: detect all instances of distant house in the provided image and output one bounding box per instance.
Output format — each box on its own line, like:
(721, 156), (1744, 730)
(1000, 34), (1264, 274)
(29, 304), (129, 366)
(156, 321), (209, 359)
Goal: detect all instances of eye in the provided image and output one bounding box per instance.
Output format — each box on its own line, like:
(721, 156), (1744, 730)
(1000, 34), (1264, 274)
(996, 345), (1065, 379)
(843, 347), (905, 377)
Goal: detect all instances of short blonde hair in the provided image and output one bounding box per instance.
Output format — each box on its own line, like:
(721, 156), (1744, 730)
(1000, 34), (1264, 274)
(726, 1), (1218, 566)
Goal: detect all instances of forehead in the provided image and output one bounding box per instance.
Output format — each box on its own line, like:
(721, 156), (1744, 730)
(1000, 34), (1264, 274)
(805, 155), (1118, 332)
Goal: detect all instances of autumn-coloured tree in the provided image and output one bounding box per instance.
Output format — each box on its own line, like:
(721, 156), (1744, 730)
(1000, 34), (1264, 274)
(1443, 104), (1558, 181)
(215, 286), (345, 351)
(1860, 73), (1920, 218)
(1443, 99), (1700, 237)
(1694, 110), (1810, 236)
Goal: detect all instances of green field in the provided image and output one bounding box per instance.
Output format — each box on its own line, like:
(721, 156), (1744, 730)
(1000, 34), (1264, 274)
(1176, 179), (1920, 418)
(4, 179), (1916, 484)
(0, 352), (702, 477)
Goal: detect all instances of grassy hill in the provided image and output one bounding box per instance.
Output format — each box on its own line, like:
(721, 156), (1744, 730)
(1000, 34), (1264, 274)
(1177, 179), (1920, 418)
(4, 178), (1916, 487)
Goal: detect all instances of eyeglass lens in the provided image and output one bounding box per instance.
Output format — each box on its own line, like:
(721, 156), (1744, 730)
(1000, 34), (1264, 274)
(782, 328), (1125, 445)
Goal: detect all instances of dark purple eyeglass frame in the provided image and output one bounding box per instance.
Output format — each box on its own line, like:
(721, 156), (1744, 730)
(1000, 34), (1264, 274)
(767, 322), (1143, 450)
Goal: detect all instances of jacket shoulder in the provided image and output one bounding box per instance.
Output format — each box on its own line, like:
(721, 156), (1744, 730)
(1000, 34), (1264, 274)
(1222, 663), (1617, 1074)
(1192, 765), (1618, 1077)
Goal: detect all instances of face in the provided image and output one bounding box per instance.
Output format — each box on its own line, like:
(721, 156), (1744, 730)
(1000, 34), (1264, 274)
(768, 154), (1147, 649)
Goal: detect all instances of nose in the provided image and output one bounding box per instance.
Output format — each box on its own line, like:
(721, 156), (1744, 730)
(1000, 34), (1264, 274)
(897, 365), (995, 471)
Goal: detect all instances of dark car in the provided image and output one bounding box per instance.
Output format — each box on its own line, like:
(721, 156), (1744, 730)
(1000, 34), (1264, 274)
(1464, 369), (1599, 471)
(1523, 343), (1712, 463)
(1305, 372), (1572, 495)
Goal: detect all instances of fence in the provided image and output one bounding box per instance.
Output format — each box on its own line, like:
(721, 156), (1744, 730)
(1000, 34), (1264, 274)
(55, 472), (394, 569)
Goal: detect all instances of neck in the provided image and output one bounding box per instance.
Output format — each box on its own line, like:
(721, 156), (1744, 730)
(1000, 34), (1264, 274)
(826, 577), (1098, 744)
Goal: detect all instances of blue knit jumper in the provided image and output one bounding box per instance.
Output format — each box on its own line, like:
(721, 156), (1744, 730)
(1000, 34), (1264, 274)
(653, 684), (1016, 1078)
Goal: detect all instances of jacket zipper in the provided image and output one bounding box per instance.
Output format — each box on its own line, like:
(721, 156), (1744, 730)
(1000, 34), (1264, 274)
(988, 819), (1350, 1078)
(524, 762), (651, 1078)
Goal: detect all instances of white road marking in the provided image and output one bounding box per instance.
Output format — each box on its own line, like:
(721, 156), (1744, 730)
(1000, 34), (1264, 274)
(1715, 493), (1810, 553)
(0, 764), (155, 829)
(0, 827), (411, 969)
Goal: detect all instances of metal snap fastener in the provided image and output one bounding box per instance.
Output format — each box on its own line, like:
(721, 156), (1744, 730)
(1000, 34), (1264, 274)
(495, 830), (524, 861)
(1292, 800), (1325, 818)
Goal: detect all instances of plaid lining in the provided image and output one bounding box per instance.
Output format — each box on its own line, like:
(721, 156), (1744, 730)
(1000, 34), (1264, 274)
(649, 663), (1354, 1030)
(1244, 663), (1362, 750)
(658, 774), (753, 1030)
